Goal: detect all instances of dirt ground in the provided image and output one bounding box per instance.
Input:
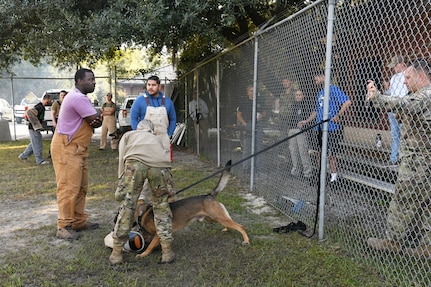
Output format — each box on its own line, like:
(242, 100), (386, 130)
(0, 149), (289, 262)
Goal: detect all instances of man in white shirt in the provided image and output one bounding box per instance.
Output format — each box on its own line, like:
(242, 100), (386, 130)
(383, 55), (408, 166)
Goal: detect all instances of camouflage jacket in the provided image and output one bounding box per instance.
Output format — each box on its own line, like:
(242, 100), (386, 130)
(373, 85), (431, 153)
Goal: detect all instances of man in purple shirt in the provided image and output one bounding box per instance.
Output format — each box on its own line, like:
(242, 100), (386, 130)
(51, 68), (103, 240)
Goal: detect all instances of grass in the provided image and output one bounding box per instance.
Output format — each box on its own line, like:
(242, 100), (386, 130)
(0, 139), (389, 287)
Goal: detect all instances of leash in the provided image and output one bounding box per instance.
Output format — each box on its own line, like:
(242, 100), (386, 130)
(175, 119), (329, 195)
(298, 175), (321, 239)
(176, 119), (329, 239)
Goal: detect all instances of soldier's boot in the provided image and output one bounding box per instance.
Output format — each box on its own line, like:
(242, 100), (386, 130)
(367, 237), (402, 253)
(160, 242), (176, 264)
(109, 245), (124, 265)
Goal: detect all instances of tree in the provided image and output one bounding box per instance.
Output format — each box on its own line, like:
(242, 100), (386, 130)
(0, 0), (307, 73)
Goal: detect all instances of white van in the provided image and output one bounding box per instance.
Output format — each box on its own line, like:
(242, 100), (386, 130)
(117, 96), (137, 133)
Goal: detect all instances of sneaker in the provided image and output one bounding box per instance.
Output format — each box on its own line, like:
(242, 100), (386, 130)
(57, 226), (79, 240)
(38, 161), (49, 165)
(74, 221), (99, 232)
(18, 155), (27, 161)
(330, 173), (337, 183)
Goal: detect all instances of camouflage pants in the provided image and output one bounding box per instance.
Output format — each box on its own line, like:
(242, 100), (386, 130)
(112, 159), (173, 247)
(386, 153), (431, 247)
(138, 168), (175, 203)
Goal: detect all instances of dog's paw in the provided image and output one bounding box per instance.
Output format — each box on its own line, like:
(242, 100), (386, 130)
(241, 241), (250, 246)
(221, 227), (228, 232)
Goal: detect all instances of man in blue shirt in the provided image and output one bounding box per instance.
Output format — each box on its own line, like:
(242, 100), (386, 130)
(130, 75), (176, 138)
(298, 74), (351, 183)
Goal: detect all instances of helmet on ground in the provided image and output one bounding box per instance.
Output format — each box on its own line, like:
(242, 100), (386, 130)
(104, 230), (145, 253)
(123, 231), (145, 252)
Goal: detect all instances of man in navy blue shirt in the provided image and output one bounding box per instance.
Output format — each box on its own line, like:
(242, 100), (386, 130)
(298, 74), (351, 183)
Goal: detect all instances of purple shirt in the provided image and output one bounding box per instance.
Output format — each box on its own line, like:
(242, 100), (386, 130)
(57, 88), (97, 141)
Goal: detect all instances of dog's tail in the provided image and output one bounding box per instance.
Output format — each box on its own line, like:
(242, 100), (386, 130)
(210, 160), (232, 197)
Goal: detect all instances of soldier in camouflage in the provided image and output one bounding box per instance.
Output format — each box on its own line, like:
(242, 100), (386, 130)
(366, 58), (431, 258)
(109, 119), (175, 265)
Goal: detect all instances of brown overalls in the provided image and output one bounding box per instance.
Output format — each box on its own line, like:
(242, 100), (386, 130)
(51, 120), (94, 230)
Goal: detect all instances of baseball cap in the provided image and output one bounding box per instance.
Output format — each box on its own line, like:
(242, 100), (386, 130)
(387, 55), (404, 68)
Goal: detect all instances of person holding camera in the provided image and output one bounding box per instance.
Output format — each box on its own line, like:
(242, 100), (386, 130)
(366, 59), (431, 258)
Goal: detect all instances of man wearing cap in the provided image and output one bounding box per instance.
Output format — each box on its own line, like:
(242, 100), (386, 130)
(366, 59), (431, 258)
(383, 55), (408, 166)
(99, 92), (118, 150)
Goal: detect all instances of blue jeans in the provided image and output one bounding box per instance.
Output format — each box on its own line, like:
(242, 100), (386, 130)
(20, 129), (44, 164)
(388, 112), (400, 163)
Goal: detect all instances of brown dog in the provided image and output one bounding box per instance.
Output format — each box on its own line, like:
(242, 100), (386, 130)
(135, 161), (250, 259)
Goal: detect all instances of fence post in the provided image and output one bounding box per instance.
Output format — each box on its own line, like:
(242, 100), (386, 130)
(318, 0), (337, 242)
(216, 59), (221, 167)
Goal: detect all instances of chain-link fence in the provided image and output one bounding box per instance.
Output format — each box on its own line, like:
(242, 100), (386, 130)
(177, 0), (431, 285)
(0, 72), (177, 140)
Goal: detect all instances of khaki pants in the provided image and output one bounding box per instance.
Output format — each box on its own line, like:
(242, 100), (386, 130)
(100, 115), (117, 150)
(51, 123), (93, 229)
(288, 128), (312, 177)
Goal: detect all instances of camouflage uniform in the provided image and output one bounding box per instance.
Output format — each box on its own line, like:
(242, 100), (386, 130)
(112, 120), (173, 249)
(372, 85), (431, 247)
